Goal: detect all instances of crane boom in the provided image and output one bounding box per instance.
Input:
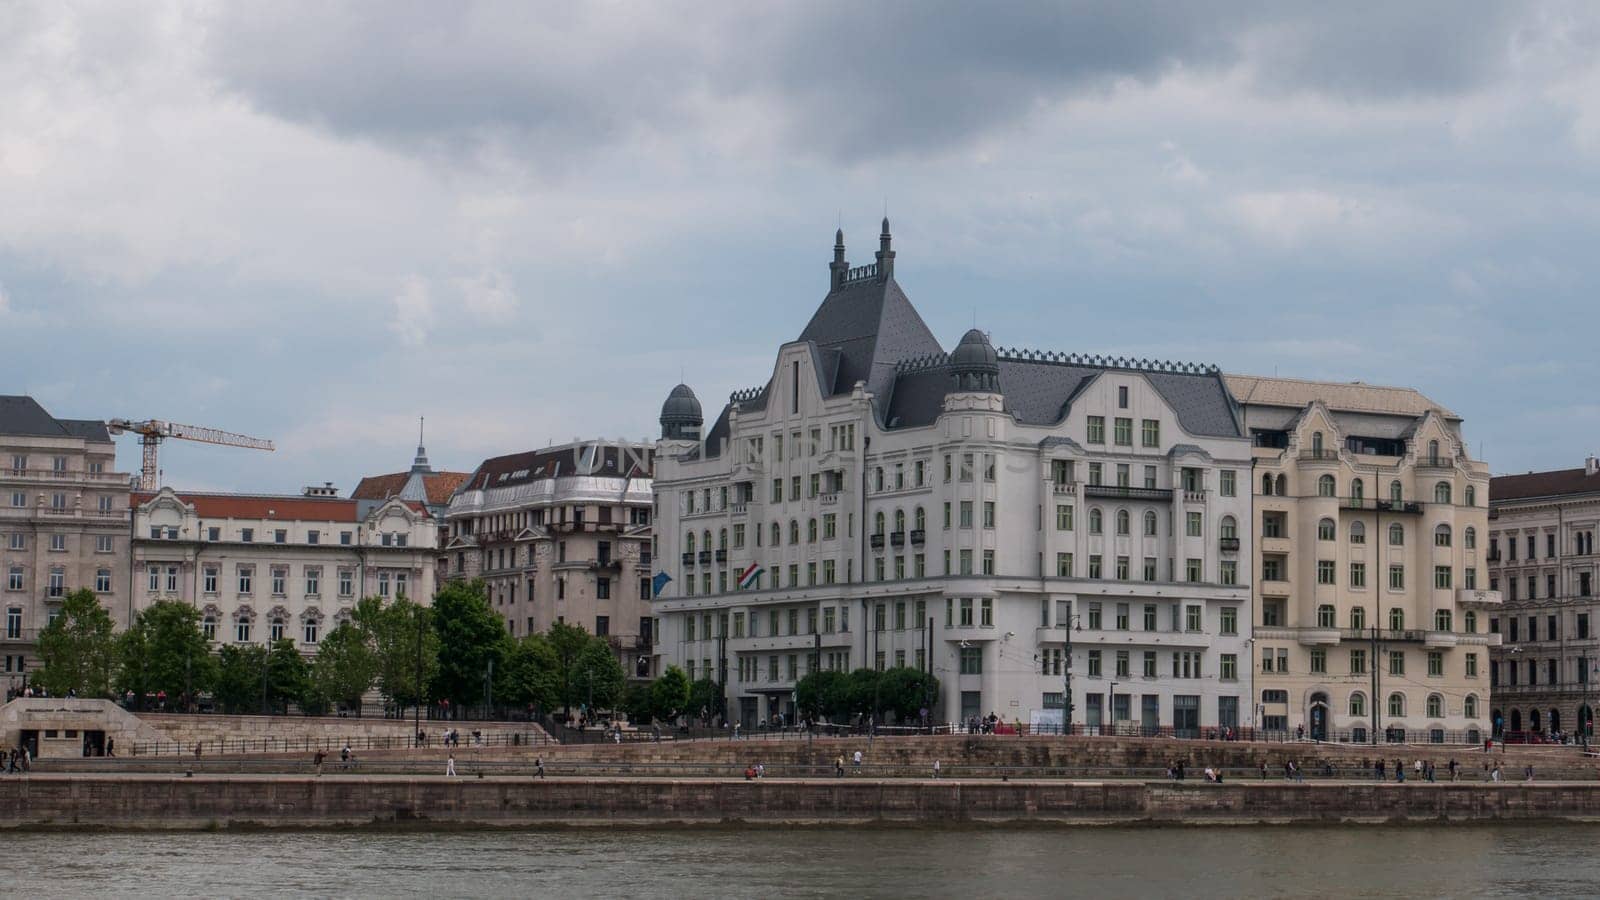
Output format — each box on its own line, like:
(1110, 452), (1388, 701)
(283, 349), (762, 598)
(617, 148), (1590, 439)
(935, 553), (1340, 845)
(107, 417), (275, 490)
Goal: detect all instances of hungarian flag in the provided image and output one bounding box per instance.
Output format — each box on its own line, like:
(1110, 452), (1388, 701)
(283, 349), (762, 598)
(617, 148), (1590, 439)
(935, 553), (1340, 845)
(738, 562), (763, 590)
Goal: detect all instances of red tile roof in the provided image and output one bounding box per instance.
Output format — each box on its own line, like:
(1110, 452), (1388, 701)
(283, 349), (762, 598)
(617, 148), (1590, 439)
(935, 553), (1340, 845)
(1491, 467), (1600, 503)
(135, 492), (362, 522)
(350, 471), (469, 505)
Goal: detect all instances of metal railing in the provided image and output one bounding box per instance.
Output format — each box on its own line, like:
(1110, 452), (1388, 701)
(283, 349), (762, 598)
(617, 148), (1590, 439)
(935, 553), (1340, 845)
(126, 729), (559, 758)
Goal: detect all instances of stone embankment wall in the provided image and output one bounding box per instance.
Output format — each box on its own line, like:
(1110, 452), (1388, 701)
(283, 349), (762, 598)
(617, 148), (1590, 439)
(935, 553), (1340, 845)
(4, 776), (1600, 830)
(135, 714), (550, 751)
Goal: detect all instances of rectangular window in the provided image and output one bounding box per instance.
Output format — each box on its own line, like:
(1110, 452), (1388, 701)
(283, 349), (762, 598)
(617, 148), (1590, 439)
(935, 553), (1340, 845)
(237, 566), (253, 594)
(1317, 560), (1335, 585)
(1428, 651), (1443, 677)
(1220, 470), (1236, 497)
(1389, 565), (1405, 590)
(982, 501), (995, 529)
(1116, 650), (1131, 678)
(1185, 558), (1201, 582)
(1186, 512), (1202, 537)
(960, 598), (974, 627)
(1350, 650), (1366, 674)
(1086, 416), (1105, 444)
(1141, 419), (1159, 447)
(203, 567), (218, 594)
(981, 597), (993, 627)
(1087, 650), (1102, 677)
(1219, 560), (1236, 586)
(1056, 505), (1073, 530)
(1389, 651), (1405, 675)
(1113, 417), (1132, 446)
(1220, 654), (1237, 681)
(1434, 566), (1453, 589)
(959, 502), (973, 529)
(1350, 562), (1366, 588)
(1055, 552), (1073, 577)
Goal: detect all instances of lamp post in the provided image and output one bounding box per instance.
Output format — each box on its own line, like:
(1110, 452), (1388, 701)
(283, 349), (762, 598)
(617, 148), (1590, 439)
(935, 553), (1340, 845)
(1108, 680), (1120, 737)
(413, 608), (424, 745)
(1062, 614), (1083, 736)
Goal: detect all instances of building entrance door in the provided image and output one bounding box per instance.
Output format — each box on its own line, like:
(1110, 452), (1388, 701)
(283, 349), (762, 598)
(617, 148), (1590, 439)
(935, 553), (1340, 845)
(738, 696), (758, 728)
(1173, 695), (1199, 738)
(960, 691), (981, 723)
(1309, 696), (1329, 742)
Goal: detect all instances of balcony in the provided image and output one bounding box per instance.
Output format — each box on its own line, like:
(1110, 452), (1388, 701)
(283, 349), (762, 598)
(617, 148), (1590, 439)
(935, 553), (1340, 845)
(1415, 457), (1455, 471)
(1082, 485), (1172, 501)
(1219, 536), (1240, 552)
(715, 549), (728, 564)
(1339, 498), (1423, 514)
(1485, 551), (1502, 563)
(681, 552), (695, 567)
(1297, 628), (1341, 646)
(1457, 588), (1503, 607)
(1424, 631), (1458, 648)
(1298, 449), (1341, 462)
(730, 502), (748, 517)
(1260, 536), (1292, 555)
(909, 529), (926, 546)
(1337, 628), (1426, 643)
(1259, 578), (1292, 597)
(697, 550), (712, 565)
(1182, 489), (1207, 503)
(870, 533), (885, 550)
(819, 492), (839, 506)
(1052, 482), (1076, 496)
(890, 531), (906, 548)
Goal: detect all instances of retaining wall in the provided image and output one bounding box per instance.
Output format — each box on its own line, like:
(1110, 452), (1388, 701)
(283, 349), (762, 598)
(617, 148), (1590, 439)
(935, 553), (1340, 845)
(4, 776), (1600, 829)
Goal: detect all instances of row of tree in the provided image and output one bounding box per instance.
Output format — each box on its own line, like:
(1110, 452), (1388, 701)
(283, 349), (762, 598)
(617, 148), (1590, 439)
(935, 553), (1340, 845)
(794, 667), (939, 723)
(31, 580), (628, 717)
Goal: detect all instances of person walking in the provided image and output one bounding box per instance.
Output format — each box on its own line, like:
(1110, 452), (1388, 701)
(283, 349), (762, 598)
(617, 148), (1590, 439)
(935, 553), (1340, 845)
(853, 749), (863, 771)
(933, 759), (942, 779)
(835, 755), (845, 778)
(1259, 761), (1267, 780)
(1376, 759), (1385, 781)
(446, 753), (457, 777)
(534, 756), (546, 779)
(313, 749), (325, 776)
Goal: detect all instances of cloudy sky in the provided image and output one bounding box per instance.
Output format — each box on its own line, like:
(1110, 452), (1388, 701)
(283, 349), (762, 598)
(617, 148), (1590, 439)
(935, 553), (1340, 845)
(2, 2), (1597, 490)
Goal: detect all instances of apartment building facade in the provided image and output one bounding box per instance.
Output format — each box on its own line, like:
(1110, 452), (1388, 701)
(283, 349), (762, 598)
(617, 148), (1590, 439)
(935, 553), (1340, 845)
(443, 442), (654, 677)
(651, 223), (1254, 730)
(1487, 459), (1600, 739)
(0, 396), (132, 693)
(131, 488), (439, 653)
(1229, 376), (1499, 744)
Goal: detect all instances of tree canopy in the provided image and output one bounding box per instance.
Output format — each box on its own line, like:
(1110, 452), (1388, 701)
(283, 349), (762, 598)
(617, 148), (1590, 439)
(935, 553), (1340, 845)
(33, 589), (117, 697)
(355, 595), (438, 707)
(116, 600), (216, 702)
(429, 579), (509, 705)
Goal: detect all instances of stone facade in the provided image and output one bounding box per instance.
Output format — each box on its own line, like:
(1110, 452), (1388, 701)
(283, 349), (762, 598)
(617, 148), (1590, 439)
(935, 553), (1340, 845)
(0, 397), (133, 696)
(652, 224), (1254, 732)
(131, 488), (439, 653)
(444, 442), (655, 677)
(1487, 459), (1600, 738)
(1230, 376), (1499, 743)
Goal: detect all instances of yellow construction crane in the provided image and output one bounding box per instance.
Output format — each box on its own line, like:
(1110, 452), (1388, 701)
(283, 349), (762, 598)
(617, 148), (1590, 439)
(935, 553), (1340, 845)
(107, 418), (275, 491)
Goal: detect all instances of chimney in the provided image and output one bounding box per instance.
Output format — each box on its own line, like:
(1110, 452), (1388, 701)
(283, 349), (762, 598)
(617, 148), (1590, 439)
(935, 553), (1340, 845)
(1587, 456), (1598, 477)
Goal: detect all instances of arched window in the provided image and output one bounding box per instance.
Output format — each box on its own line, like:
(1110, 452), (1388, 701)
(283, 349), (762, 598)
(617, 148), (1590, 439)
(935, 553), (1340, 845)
(1388, 693), (1406, 718)
(1389, 480), (1403, 503)
(1276, 474), (1288, 496)
(1434, 481), (1452, 504)
(1464, 610), (1478, 633)
(1350, 607), (1366, 630)
(1317, 604), (1335, 628)
(1465, 485), (1476, 507)
(1388, 523), (1405, 546)
(1427, 694), (1443, 718)
(894, 509), (906, 533)
(1389, 608), (1405, 631)
(1220, 516), (1237, 539)
(914, 507), (926, 531)
(1350, 521), (1366, 544)
(685, 532), (696, 553)
(1089, 508), (1103, 535)
(1464, 695), (1479, 719)
(1350, 477), (1364, 502)
(789, 520), (800, 544)
(807, 518), (818, 542)
(1464, 527), (1476, 549)
(770, 522), (780, 546)
(1116, 509), (1130, 536)
(703, 531), (712, 554)
(1144, 510), (1158, 536)
(718, 528), (727, 550)
(270, 616), (286, 642)
(1318, 474), (1336, 497)
(1435, 524), (1452, 547)
(1312, 431), (1324, 452)
(874, 511), (886, 536)
(1317, 518), (1335, 541)
(1349, 692), (1367, 717)
(1262, 474), (1274, 496)
(1428, 439), (1440, 463)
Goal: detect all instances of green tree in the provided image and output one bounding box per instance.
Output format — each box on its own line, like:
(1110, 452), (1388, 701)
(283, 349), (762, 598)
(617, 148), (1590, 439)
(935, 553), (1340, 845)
(34, 589), (118, 698)
(356, 596), (438, 710)
(620, 681), (654, 724)
(117, 600), (216, 706)
(648, 665), (691, 724)
(547, 621), (594, 714)
(844, 667), (881, 718)
(265, 638), (311, 713)
(794, 670), (850, 720)
(213, 643), (268, 714)
(687, 677), (723, 722)
(430, 579), (509, 706)
(877, 666), (939, 722)
(308, 622), (377, 714)
(573, 638), (625, 712)
(496, 632), (560, 712)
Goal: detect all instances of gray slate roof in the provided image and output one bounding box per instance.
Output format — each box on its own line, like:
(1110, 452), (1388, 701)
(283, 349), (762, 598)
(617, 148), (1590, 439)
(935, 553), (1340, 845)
(0, 396), (109, 441)
(797, 276), (944, 407)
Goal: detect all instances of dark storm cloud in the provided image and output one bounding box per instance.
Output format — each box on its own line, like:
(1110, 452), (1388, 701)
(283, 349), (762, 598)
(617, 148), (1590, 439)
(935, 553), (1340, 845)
(203, 1), (1534, 165)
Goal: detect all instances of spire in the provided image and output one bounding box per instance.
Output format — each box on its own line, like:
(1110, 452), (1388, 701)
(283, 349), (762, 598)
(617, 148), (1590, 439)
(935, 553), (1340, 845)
(875, 217), (894, 281)
(410, 416), (432, 474)
(830, 228), (849, 289)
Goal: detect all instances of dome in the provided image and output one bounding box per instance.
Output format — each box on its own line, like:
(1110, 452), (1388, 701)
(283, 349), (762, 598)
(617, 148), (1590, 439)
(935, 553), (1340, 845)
(949, 329), (1001, 393)
(660, 383), (703, 439)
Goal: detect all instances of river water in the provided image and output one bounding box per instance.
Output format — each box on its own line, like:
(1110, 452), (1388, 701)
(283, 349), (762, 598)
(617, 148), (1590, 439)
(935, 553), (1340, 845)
(1, 825), (1593, 898)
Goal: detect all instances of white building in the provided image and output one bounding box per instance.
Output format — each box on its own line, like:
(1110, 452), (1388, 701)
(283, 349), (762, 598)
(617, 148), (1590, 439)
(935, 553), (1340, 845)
(650, 223), (1254, 732)
(131, 487), (439, 651)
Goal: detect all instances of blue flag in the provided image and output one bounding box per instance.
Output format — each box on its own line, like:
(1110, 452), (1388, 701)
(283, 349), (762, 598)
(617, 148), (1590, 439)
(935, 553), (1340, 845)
(651, 571), (673, 597)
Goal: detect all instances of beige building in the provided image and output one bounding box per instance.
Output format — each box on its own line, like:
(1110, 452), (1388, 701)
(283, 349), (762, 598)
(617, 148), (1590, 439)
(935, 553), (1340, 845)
(131, 487), (439, 652)
(350, 434), (469, 589)
(1229, 376), (1500, 744)
(1487, 459), (1600, 739)
(443, 441), (654, 676)
(1, 397), (132, 694)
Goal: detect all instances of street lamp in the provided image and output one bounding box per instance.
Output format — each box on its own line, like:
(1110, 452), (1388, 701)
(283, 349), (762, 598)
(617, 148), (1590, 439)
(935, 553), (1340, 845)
(1061, 615), (1083, 736)
(1108, 680), (1120, 737)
